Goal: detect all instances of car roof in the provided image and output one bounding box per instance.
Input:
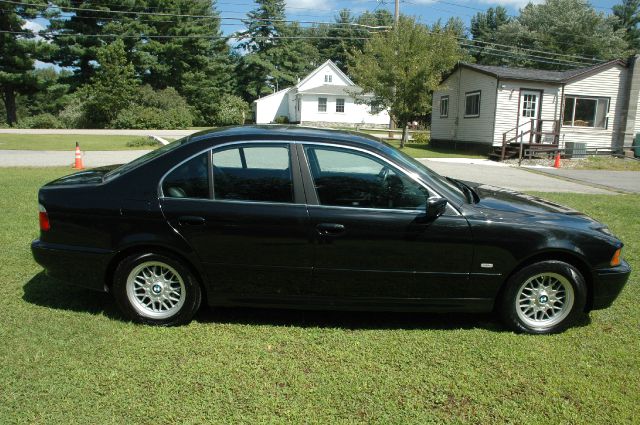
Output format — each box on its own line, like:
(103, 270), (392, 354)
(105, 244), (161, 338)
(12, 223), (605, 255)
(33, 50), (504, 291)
(186, 125), (386, 150)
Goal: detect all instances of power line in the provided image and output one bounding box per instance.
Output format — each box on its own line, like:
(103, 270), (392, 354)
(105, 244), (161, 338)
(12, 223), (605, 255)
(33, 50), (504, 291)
(0, 0), (392, 29)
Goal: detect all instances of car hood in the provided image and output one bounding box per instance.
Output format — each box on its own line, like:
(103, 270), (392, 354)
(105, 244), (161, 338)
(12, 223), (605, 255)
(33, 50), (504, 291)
(44, 164), (123, 187)
(467, 182), (582, 215)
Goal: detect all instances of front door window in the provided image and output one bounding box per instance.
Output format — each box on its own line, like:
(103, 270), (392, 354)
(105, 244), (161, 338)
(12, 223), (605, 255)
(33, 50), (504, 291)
(521, 91), (539, 119)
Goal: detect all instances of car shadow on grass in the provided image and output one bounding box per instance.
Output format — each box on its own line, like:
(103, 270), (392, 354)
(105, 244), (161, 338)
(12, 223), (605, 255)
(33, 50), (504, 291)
(23, 272), (591, 332)
(22, 272), (122, 321)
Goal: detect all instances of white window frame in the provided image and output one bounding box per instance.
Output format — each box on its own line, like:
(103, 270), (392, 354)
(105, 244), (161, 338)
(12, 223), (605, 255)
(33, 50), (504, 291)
(464, 91), (481, 118)
(336, 98), (345, 113)
(562, 95), (609, 129)
(324, 75), (332, 83)
(318, 97), (327, 113)
(440, 95), (449, 118)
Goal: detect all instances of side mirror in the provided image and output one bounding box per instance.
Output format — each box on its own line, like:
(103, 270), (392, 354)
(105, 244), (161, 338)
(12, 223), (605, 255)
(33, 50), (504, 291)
(426, 197), (448, 221)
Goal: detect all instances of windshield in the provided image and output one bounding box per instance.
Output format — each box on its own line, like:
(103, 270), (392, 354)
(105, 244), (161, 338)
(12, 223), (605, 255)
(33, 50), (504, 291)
(380, 142), (466, 203)
(103, 136), (191, 182)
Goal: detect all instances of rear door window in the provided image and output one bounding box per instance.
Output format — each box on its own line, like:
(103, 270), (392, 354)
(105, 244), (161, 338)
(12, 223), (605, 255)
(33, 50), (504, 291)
(212, 144), (294, 203)
(162, 153), (210, 198)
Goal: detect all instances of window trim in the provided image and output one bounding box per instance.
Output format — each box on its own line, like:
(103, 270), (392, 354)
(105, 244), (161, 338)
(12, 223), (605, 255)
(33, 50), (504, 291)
(464, 91), (481, 118)
(562, 94), (610, 129)
(158, 141), (304, 205)
(324, 74), (332, 83)
(336, 98), (345, 113)
(440, 95), (449, 118)
(318, 97), (327, 113)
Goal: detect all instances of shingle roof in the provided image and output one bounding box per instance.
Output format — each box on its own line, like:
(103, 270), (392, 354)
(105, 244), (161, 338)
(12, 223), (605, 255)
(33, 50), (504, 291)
(461, 60), (626, 83)
(297, 84), (363, 95)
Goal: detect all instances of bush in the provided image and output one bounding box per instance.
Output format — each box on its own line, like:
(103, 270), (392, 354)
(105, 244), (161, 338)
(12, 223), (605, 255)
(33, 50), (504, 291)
(274, 115), (290, 124)
(18, 113), (63, 129)
(213, 94), (249, 126)
(411, 132), (429, 144)
(112, 105), (193, 129)
(58, 98), (90, 129)
(126, 137), (160, 148)
(111, 86), (194, 129)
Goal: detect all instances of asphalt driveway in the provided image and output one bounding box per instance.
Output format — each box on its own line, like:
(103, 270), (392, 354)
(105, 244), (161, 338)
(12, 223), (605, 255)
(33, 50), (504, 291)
(419, 159), (614, 194)
(532, 168), (640, 194)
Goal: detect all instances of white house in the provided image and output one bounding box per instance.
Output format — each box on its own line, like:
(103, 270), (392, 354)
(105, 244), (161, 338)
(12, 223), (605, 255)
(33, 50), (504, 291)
(253, 60), (390, 128)
(431, 59), (640, 158)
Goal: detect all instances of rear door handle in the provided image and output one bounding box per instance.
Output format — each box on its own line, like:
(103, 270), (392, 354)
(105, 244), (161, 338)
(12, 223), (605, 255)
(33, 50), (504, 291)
(177, 216), (206, 226)
(316, 223), (346, 236)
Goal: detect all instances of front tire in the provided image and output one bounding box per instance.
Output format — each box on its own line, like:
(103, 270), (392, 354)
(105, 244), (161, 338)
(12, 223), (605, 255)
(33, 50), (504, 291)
(500, 260), (587, 334)
(113, 253), (201, 326)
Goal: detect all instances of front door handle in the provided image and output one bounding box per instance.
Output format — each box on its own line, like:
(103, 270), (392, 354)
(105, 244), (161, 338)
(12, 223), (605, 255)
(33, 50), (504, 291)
(177, 216), (206, 226)
(316, 223), (346, 236)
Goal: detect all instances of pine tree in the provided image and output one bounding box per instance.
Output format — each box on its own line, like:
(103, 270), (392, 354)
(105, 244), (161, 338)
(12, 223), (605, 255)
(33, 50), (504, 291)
(613, 0), (640, 51)
(0, 1), (47, 125)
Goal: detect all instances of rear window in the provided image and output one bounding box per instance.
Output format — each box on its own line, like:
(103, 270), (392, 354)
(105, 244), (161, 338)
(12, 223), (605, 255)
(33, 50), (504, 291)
(162, 153), (209, 199)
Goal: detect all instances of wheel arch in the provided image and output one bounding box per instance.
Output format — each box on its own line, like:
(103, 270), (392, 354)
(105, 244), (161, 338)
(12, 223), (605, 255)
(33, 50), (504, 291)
(105, 244), (208, 302)
(496, 249), (595, 312)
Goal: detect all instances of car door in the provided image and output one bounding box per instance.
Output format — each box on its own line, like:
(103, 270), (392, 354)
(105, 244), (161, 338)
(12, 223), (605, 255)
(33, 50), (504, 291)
(298, 143), (474, 306)
(159, 142), (313, 302)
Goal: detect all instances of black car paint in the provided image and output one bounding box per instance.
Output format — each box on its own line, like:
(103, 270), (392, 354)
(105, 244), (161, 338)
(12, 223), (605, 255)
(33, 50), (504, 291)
(31, 125), (631, 313)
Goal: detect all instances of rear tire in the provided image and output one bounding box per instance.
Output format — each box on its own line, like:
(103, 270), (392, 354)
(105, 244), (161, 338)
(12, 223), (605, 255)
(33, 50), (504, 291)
(500, 260), (587, 334)
(113, 252), (201, 326)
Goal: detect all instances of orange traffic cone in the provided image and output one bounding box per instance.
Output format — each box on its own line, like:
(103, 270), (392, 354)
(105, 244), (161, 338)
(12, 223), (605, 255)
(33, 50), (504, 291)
(553, 152), (561, 168)
(73, 142), (84, 170)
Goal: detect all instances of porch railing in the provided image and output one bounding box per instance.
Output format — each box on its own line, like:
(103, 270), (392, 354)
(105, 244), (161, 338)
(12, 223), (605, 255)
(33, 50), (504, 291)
(501, 119), (561, 160)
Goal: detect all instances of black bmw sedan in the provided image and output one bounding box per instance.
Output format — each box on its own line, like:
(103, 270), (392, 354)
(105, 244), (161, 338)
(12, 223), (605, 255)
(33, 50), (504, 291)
(31, 126), (630, 333)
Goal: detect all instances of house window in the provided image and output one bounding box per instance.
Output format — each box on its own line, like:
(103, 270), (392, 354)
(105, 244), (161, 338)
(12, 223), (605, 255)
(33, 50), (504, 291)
(522, 94), (537, 118)
(563, 96), (608, 128)
(440, 96), (449, 118)
(465, 91), (481, 117)
(325, 75), (332, 83)
(371, 104), (382, 114)
(336, 98), (345, 113)
(318, 97), (327, 112)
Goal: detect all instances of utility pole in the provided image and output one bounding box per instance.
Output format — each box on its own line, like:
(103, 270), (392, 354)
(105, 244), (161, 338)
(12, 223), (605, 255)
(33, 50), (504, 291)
(394, 0), (399, 25)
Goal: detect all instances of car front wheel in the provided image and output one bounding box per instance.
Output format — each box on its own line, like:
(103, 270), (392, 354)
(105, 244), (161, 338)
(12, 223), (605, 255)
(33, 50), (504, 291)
(113, 253), (201, 326)
(500, 260), (587, 334)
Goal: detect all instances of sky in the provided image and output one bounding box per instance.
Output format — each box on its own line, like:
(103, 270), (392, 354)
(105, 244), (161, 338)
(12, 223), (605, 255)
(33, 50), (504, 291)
(25, 0), (622, 69)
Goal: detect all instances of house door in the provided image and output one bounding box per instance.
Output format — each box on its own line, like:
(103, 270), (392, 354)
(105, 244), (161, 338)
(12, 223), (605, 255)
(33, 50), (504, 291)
(520, 90), (542, 142)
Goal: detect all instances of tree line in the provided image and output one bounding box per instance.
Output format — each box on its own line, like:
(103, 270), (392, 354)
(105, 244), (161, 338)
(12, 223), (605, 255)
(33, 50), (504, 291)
(1, 0), (639, 130)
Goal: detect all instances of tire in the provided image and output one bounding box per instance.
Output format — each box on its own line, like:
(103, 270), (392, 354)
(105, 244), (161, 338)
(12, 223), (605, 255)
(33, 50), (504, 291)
(113, 252), (202, 326)
(499, 260), (587, 334)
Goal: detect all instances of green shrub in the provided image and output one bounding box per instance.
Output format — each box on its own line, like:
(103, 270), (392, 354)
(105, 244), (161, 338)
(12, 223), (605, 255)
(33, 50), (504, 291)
(213, 94), (249, 126)
(58, 98), (90, 129)
(274, 115), (290, 124)
(411, 132), (429, 144)
(18, 113), (63, 129)
(110, 85), (194, 129)
(126, 137), (160, 148)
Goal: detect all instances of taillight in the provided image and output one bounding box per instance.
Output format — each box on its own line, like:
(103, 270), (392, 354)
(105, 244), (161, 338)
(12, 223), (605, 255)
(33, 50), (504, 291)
(39, 203), (50, 231)
(610, 248), (622, 267)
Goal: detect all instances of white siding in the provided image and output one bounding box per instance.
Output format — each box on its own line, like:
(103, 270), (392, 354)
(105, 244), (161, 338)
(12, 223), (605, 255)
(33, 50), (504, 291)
(431, 67), (497, 145)
(562, 64), (628, 149)
(494, 81), (561, 147)
(299, 95), (389, 125)
(254, 88), (290, 124)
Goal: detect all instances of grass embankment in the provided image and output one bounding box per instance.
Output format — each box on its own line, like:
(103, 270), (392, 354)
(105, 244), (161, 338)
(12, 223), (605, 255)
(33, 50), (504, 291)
(0, 134), (160, 151)
(1, 167), (638, 423)
(572, 156), (640, 171)
(386, 140), (486, 159)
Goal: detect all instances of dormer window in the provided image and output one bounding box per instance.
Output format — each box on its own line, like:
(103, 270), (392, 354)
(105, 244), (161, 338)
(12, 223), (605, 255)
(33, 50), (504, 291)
(324, 74), (332, 83)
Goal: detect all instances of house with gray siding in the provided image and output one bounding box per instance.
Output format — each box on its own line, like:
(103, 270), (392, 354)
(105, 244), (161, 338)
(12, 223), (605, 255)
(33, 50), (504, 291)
(431, 59), (640, 157)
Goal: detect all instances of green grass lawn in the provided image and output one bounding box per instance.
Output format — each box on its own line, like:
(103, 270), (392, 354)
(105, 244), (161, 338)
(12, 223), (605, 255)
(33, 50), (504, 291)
(0, 134), (160, 151)
(386, 141), (487, 159)
(571, 155), (640, 171)
(1, 167), (638, 423)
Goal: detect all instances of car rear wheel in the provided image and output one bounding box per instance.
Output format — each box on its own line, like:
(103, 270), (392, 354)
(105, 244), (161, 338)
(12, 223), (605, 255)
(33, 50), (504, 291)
(500, 260), (587, 334)
(113, 253), (201, 326)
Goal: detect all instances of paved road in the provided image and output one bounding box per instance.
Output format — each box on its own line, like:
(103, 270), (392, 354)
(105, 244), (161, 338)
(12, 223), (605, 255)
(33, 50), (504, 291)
(531, 168), (640, 194)
(0, 149), (152, 167)
(0, 149), (616, 194)
(0, 128), (200, 138)
(419, 159), (614, 194)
